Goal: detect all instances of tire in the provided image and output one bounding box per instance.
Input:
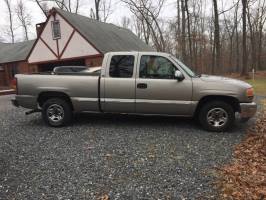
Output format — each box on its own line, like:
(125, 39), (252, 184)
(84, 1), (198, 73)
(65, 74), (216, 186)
(198, 101), (235, 132)
(42, 98), (73, 127)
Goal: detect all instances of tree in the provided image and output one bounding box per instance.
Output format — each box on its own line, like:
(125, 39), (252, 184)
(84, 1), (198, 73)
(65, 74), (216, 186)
(91, 0), (112, 22)
(34, 0), (81, 17)
(181, 0), (186, 62)
(4, 0), (15, 43)
(94, 0), (100, 21)
(34, 0), (48, 17)
(121, 16), (131, 29)
(122, 0), (166, 51)
(16, 0), (32, 41)
(241, 0), (248, 76)
(212, 0), (220, 74)
(184, 0), (193, 68)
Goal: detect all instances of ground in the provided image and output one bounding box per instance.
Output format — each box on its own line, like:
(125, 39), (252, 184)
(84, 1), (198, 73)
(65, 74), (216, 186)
(0, 95), (260, 200)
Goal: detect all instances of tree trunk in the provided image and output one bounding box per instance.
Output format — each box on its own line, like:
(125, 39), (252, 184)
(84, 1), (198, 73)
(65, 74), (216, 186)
(247, 7), (256, 71)
(241, 0), (248, 77)
(181, 0), (186, 63)
(257, 24), (263, 70)
(185, 0), (193, 68)
(176, 0), (181, 57)
(213, 0), (220, 74)
(95, 0), (100, 21)
(4, 0), (15, 43)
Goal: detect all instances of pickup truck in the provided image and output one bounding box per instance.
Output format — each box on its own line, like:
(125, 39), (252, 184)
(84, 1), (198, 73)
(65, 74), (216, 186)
(12, 52), (257, 132)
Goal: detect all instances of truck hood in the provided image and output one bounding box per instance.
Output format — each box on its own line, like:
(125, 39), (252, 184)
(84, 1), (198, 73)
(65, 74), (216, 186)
(200, 74), (252, 89)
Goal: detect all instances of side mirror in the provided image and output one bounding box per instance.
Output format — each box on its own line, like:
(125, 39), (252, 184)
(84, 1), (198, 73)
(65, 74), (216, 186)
(174, 70), (185, 81)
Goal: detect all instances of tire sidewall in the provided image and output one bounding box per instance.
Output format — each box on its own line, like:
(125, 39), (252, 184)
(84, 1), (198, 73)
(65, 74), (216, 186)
(42, 98), (72, 127)
(199, 101), (235, 132)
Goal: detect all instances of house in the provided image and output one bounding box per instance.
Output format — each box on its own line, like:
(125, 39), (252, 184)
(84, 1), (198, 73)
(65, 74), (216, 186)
(0, 8), (153, 87)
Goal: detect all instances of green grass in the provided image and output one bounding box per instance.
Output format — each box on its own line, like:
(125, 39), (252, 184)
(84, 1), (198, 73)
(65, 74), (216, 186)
(245, 78), (266, 96)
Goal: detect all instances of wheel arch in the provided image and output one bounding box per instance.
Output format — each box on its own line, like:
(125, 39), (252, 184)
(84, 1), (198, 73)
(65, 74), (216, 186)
(194, 95), (240, 117)
(37, 91), (74, 110)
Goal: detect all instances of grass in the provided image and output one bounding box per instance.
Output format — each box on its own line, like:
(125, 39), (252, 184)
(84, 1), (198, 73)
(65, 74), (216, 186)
(245, 78), (266, 96)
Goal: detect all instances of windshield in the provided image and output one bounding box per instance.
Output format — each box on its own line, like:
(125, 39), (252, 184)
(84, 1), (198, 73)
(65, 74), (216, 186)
(169, 55), (196, 77)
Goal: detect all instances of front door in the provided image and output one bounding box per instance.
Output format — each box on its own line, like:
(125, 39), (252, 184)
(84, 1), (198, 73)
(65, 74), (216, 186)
(136, 55), (193, 116)
(103, 53), (137, 113)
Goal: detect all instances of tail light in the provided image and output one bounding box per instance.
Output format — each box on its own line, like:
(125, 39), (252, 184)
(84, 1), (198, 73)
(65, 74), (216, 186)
(11, 78), (18, 94)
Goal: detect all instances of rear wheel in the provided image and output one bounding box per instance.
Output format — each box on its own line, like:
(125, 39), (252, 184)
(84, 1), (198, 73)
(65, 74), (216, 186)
(42, 98), (73, 127)
(198, 101), (235, 132)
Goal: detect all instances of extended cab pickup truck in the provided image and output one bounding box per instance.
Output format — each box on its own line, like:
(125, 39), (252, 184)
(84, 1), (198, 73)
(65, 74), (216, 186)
(12, 52), (257, 132)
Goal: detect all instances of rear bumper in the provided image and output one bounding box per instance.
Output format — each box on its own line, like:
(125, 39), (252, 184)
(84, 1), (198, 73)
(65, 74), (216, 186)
(240, 102), (257, 119)
(11, 95), (37, 109)
(11, 99), (19, 107)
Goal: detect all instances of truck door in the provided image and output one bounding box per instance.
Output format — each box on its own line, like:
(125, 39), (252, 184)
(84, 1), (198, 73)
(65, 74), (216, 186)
(102, 53), (137, 113)
(135, 54), (193, 116)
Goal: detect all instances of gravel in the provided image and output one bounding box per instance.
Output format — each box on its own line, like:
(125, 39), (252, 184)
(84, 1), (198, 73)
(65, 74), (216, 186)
(0, 95), (260, 200)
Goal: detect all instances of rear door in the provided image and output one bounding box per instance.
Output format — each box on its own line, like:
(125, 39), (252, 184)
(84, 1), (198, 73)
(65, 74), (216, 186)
(102, 53), (137, 113)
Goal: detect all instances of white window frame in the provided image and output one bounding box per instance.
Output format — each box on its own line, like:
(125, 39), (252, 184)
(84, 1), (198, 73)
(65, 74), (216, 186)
(51, 20), (61, 40)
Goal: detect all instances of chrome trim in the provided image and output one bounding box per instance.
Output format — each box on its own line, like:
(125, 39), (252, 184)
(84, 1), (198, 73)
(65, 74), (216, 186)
(105, 98), (135, 103)
(72, 97), (98, 102)
(72, 97), (197, 105)
(136, 99), (197, 105)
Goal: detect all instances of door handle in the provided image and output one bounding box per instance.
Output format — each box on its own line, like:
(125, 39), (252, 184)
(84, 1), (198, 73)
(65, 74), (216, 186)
(137, 83), (148, 89)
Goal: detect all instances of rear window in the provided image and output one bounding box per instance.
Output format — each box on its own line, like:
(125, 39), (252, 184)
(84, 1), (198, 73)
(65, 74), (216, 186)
(109, 55), (134, 78)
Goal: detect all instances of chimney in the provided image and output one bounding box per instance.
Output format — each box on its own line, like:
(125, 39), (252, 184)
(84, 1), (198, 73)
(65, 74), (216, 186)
(36, 22), (46, 37)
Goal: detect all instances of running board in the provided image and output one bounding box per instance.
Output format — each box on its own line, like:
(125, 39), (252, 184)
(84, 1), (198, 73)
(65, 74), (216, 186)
(25, 109), (41, 115)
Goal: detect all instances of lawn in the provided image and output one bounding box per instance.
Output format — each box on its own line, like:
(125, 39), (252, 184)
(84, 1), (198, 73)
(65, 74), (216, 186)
(245, 78), (266, 96)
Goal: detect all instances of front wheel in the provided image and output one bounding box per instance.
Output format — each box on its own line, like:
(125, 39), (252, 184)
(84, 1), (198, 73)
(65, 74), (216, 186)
(198, 101), (235, 132)
(42, 98), (73, 127)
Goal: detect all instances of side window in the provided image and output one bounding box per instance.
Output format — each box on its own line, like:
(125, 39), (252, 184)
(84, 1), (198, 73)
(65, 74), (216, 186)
(51, 21), (61, 40)
(140, 55), (177, 79)
(109, 55), (134, 78)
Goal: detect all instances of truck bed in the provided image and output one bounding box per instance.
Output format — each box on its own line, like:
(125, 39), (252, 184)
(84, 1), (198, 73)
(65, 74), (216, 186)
(16, 74), (101, 112)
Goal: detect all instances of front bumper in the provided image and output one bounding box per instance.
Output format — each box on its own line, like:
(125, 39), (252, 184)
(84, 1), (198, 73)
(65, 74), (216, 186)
(240, 102), (257, 119)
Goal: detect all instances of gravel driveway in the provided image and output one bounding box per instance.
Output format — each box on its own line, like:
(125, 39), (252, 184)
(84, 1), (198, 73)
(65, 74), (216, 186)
(0, 95), (258, 200)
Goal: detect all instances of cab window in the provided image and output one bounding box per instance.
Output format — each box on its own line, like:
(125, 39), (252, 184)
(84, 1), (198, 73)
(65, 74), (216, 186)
(109, 55), (134, 78)
(139, 55), (177, 79)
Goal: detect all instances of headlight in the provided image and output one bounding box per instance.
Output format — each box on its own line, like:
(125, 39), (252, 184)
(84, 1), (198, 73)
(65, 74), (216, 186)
(246, 88), (254, 99)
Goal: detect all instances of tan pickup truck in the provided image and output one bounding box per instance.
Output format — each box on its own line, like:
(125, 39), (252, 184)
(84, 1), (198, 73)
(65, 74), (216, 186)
(12, 52), (257, 132)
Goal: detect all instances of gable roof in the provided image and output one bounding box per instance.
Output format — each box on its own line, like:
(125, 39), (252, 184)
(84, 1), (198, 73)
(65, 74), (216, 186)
(55, 8), (154, 53)
(0, 40), (35, 64)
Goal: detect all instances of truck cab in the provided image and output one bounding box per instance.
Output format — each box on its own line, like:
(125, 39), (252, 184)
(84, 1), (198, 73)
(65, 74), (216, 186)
(101, 52), (194, 116)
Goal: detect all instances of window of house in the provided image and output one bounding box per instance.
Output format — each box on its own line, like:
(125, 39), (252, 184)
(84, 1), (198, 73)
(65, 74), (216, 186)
(139, 55), (177, 79)
(51, 20), (61, 39)
(109, 55), (134, 78)
(0, 66), (4, 71)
